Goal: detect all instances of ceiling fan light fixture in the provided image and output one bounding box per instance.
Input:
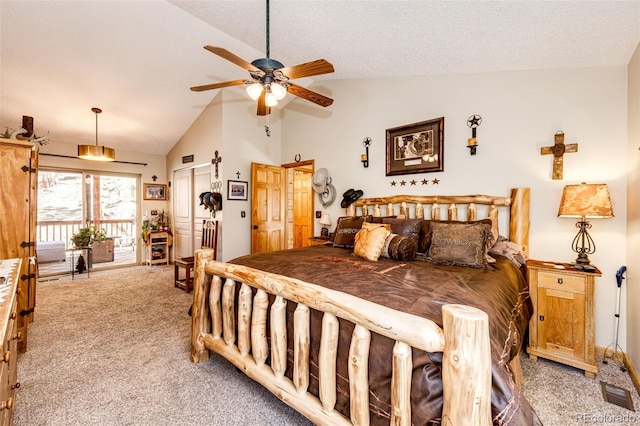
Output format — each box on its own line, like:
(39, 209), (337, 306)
(265, 91), (278, 107)
(246, 82), (264, 100)
(270, 82), (287, 100)
(78, 107), (115, 162)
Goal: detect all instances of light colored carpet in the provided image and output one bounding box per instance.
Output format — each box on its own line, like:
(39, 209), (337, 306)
(16, 266), (310, 425)
(15, 266), (640, 425)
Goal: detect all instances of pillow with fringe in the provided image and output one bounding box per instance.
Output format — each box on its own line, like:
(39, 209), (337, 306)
(425, 221), (491, 268)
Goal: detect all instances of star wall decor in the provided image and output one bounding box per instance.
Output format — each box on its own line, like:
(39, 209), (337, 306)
(410, 180), (417, 185)
(391, 181), (397, 186)
(432, 178), (440, 185)
(421, 179), (428, 185)
(400, 180), (407, 186)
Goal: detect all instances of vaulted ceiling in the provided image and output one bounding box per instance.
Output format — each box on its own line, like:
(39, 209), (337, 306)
(1, 1), (638, 156)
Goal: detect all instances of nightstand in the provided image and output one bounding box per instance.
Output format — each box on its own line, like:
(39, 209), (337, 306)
(308, 236), (330, 246)
(526, 259), (601, 378)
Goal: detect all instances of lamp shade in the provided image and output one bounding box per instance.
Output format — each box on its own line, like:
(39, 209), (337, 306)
(558, 183), (614, 219)
(319, 213), (332, 227)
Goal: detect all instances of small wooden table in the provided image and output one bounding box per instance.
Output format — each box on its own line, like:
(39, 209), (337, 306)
(308, 236), (331, 246)
(174, 256), (195, 293)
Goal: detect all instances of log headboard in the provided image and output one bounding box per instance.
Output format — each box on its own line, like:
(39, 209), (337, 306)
(346, 187), (530, 257)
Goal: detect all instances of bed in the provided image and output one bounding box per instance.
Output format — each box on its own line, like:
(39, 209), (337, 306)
(190, 187), (541, 425)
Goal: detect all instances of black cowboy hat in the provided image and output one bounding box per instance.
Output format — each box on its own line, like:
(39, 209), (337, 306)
(341, 188), (364, 208)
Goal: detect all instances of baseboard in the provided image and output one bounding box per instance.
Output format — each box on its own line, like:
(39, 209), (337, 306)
(596, 345), (640, 396)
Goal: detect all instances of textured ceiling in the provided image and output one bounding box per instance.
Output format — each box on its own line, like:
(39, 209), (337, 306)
(1, 1), (639, 156)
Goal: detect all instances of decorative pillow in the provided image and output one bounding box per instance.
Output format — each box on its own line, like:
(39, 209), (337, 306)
(381, 218), (422, 243)
(332, 216), (368, 248)
(353, 223), (391, 261)
(418, 218), (496, 255)
(425, 222), (490, 268)
(369, 216), (397, 224)
(381, 233), (418, 261)
(489, 235), (528, 267)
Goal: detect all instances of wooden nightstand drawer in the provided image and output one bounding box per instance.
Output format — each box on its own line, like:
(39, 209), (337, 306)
(537, 271), (586, 293)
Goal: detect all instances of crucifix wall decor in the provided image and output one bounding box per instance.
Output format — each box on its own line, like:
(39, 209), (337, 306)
(211, 150), (222, 179)
(540, 131), (578, 180)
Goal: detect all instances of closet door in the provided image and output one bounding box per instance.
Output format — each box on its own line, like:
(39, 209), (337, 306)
(192, 165), (213, 250)
(173, 169), (192, 259)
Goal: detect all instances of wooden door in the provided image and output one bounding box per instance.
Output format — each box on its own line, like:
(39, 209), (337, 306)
(173, 168), (192, 259)
(537, 287), (585, 360)
(251, 162), (285, 253)
(293, 169), (313, 247)
(0, 140), (37, 351)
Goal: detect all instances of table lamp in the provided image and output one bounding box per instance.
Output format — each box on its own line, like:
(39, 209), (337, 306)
(319, 213), (332, 238)
(558, 182), (614, 265)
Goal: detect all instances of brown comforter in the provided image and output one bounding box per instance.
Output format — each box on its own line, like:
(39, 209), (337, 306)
(230, 244), (541, 425)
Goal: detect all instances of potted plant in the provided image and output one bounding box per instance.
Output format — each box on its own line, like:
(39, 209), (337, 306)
(71, 225), (107, 248)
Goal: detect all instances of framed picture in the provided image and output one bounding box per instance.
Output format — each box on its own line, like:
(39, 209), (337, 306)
(143, 183), (167, 200)
(385, 117), (444, 176)
(227, 180), (248, 201)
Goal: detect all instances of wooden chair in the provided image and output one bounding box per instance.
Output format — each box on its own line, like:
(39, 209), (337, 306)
(174, 220), (218, 293)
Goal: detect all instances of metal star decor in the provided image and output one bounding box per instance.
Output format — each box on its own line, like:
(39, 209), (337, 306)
(432, 179), (440, 185)
(410, 180), (417, 186)
(400, 180), (407, 186)
(391, 181), (397, 186)
(421, 179), (429, 185)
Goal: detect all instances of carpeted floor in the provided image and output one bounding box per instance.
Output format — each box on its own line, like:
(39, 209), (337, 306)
(15, 265), (640, 425)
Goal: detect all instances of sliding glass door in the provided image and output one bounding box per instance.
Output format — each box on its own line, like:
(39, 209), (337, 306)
(37, 169), (139, 276)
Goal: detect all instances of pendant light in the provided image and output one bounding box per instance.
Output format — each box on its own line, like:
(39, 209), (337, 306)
(78, 107), (115, 161)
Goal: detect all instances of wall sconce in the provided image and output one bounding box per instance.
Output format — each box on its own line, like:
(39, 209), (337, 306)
(361, 137), (372, 167)
(466, 114), (482, 155)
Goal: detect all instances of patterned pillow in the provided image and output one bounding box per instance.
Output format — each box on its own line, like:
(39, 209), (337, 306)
(381, 233), (418, 261)
(419, 218), (496, 255)
(332, 216), (368, 248)
(353, 223), (391, 261)
(425, 222), (491, 268)
(381, 218), (422, 243)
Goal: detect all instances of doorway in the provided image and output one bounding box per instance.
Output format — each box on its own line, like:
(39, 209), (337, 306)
(251, 160), (314, 253)
(36, 169), (139, 276)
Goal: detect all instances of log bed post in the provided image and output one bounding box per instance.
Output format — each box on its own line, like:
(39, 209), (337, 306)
(441, 304), (492, 426)
(190, 248), (214, 363)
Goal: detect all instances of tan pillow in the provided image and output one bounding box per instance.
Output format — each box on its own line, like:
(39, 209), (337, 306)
(354, 223), (391, 261)
(425, 222), (490, 268)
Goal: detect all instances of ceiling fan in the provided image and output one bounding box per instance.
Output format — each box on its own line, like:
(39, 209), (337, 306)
(190, 0), (334, 116)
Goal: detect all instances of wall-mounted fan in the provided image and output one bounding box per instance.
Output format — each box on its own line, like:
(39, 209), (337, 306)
(190, 0), (334, 116)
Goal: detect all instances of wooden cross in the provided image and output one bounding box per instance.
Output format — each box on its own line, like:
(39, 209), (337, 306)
(211, 150), (222, 179)
(540, 131), (578, 180)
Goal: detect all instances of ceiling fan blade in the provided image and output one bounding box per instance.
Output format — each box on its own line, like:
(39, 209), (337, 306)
(203, 46), (263, 73)
(287, 84), (333, 107)
(190, 79), (247, 92)
(277, 59), (334, 80)
(257, 91), (271, 116)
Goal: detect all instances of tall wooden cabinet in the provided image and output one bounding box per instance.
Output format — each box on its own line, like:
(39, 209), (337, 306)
(0, 140), (38, 352)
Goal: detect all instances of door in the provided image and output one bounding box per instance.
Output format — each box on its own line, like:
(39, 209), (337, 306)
(193, 165), (213, 250)
(173, 168), (192, 259)
(537, 287), (585, 360)
(293, 168), (314, 247)
(251, 162), (285, 253)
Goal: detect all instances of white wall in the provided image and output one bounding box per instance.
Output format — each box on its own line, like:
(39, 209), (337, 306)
(166, 89), (282, 261)
(282, 67), (628, 349)
(627, 43), (640, 369)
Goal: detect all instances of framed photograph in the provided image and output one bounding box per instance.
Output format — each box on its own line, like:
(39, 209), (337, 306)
(143, 183), (167, 200)
(385, 117), (444, 176)
(227, 180), (248, 201)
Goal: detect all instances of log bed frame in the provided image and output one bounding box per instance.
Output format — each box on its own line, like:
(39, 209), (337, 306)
(191, 187), (530, 425)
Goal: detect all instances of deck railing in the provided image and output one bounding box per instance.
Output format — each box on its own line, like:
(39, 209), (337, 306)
(36, 219), (137, 249)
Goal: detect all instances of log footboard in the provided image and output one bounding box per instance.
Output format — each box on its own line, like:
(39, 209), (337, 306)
(190, 249), (492, 425)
